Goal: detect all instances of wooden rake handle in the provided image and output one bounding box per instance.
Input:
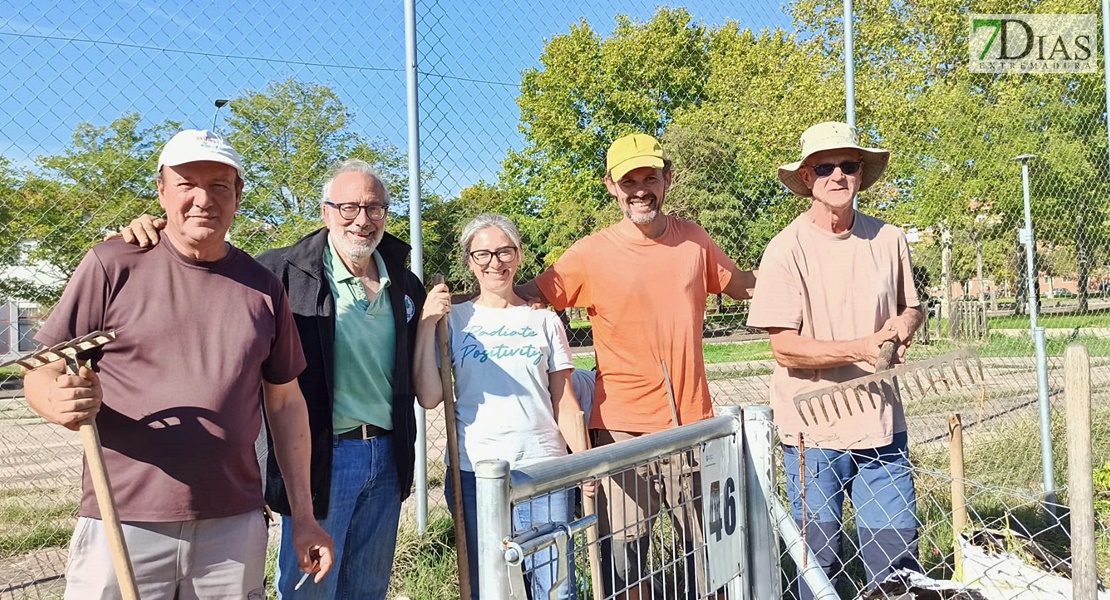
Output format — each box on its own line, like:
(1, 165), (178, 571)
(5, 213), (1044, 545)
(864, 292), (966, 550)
(876, 340), (897, 371)
(432, 274), (472, 600)
(67, 357), (139, 600)
(571, 411), (603, 600)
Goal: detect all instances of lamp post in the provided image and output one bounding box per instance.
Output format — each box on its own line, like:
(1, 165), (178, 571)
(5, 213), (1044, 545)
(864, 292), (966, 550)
(211, 98), (229, 131)
(1013, 153), (1056, 512)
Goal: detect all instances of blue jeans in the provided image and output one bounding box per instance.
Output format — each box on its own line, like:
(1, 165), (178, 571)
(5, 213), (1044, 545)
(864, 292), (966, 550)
(782, 431), (920, 599)
(276, 436), (401, 599)
(447, 469), (576, 600)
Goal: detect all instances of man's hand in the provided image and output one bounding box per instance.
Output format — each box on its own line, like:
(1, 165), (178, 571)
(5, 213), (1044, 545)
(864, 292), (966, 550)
(30, 365), (102, 431)
(105, 214), (165, 247)
(422, 282), (451, 324)
(581, 478), (597, 499)
(882, 308), (923, 360)
(857, 326), (899, 367)
(292, 516), (335, 584)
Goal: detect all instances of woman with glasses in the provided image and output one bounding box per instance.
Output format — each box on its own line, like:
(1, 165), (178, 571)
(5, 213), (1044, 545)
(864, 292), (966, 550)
(414, 213), (588, 600)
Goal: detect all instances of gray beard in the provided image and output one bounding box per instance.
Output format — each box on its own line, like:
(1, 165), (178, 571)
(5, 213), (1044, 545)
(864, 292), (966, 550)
(331, 229), (382, 261)
(625, 206), (660, 225)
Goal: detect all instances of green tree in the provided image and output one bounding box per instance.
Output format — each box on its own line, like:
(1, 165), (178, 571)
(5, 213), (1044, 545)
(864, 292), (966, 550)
(8, 114), (177, 304)
(223, 79), (413, 256)
(507, 8), (714, 265)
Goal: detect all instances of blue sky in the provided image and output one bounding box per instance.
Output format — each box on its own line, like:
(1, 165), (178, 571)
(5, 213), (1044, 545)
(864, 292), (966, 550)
(0, 1), (793, 197)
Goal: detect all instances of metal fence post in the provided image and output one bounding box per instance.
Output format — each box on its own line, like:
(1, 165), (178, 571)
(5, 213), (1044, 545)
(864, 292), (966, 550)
(403, 0), (428, 534)
(742, 406), (780, 600)
(1033, 325), (1057, 510)
(475, 459), (512, 599)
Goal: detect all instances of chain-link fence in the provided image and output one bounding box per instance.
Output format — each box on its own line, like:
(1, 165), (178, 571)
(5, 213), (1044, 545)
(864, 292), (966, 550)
(3, 0), (1110, 597)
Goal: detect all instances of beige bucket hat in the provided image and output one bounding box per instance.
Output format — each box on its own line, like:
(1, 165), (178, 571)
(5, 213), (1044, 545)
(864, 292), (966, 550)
(777, 121), (889, 198)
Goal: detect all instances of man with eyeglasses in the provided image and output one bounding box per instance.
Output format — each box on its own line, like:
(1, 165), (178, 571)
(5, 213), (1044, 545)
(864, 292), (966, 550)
(117, 158), (427, 599)
(747, 122), (924, 598)
(516, 133), (756, 599)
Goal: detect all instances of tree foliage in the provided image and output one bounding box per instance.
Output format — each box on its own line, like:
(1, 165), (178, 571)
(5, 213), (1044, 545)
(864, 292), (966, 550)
(2, 80), (429, 304)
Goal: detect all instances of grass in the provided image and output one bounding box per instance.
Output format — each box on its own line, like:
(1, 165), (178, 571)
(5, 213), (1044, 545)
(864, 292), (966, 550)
(573, 355), (596, 370)
(0, 365), (22, 380)
(777, 406), (1110, 596)
(910, 334), (1110, 359)
(388, 512), (461, 599)
(988, 312), (1110, 329)
(572, 340), (772, 372)
(0, 492), (78, 559)
(573, 333), (1110, 375)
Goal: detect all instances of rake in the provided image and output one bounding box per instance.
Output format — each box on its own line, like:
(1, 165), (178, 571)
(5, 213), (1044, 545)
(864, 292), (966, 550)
(792, 343), (984, 427)
(2, 330), (139, 600)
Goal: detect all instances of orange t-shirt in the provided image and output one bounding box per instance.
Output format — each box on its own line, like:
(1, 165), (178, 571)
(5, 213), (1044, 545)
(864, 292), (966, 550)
(535, 216), (737, 433)
(747, 212), (920, 450)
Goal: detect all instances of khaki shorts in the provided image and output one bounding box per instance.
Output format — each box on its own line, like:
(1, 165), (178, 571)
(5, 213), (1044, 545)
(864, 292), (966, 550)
(64, 511), (267, 600)
(593, 429), (709, 598)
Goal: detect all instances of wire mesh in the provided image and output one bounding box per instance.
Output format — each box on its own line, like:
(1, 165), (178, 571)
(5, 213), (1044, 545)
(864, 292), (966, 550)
(504, 441), (745, 599)
(2, 0), (1110, 597)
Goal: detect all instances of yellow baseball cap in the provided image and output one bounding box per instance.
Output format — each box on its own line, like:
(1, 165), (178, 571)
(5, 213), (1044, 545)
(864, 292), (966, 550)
(606, 133), (665, 181)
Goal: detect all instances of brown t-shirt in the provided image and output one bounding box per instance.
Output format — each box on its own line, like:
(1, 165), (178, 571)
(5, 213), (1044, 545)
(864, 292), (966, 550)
(535, 216), (736, 433)
(747, 212), (919, 450)
(36, 235), (306, 521)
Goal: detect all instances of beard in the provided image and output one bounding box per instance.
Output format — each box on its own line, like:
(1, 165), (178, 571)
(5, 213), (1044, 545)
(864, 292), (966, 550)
(331, 226), (383, 261)
(623, 194), (661, 225)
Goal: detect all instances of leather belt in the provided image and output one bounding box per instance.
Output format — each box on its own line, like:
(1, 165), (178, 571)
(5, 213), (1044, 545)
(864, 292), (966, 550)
(337, 423), (390, 440)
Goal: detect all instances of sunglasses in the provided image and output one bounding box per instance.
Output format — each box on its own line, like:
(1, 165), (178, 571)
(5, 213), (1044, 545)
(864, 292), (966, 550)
(811, 161), (862, 177)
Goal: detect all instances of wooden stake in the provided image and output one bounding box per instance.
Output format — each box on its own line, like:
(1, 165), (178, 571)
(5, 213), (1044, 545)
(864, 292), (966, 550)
(571, 411), (603, 600)
(433, 274), (472, 600)
(1065, 343), (1096, 600)
(949, 413), (966, 580)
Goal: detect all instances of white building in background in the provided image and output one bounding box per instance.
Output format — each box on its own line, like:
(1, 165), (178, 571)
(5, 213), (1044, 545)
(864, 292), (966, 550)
(0, 254), (66, 362)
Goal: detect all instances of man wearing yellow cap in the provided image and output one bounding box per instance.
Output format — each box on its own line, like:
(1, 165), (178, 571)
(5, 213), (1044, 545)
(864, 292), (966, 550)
(747, 122), (924, 599)
(518, 133), (756, 599)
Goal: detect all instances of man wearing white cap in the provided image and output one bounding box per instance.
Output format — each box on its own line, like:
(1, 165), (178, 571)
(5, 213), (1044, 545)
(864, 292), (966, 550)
(518, 132), (756, 599)
(747, 122), (923, 598)
(23, 129), (334, 599)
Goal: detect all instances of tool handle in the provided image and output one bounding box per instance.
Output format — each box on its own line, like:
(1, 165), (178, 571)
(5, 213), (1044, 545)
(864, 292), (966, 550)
(662, 360), (680, 428)
(69, 351), (138, 600)
(432, 274), (472, 600)
(876, 340), (897, 371)
(572, 411), (603, 600)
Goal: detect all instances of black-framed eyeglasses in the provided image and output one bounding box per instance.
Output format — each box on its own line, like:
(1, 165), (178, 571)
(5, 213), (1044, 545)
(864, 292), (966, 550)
(468, 246), (518, 265)
(810, 161), (862, 177)
(324, 201), (389, 221)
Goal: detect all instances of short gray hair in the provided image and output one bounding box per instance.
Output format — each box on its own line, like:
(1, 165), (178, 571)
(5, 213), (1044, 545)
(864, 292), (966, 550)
(459, 213), (523, 262)
(320, 158), (391, 205)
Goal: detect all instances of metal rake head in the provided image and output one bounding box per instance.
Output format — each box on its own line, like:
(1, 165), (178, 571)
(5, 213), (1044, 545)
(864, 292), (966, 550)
(793, 348), (984, 427)
(0, 330), (117, 372)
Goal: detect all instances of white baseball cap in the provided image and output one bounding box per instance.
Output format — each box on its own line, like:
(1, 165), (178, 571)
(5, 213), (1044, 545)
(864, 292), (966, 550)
(157, 129), (244, 178)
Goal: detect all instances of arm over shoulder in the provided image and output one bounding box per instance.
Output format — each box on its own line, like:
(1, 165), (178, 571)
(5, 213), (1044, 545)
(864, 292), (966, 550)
(533, 243), (590, 311)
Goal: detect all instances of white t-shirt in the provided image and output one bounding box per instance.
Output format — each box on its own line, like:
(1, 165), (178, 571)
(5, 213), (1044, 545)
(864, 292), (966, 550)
(449, 302), (575, 470)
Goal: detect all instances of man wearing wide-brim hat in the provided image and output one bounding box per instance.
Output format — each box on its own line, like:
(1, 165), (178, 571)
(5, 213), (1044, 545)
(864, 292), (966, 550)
(747, 121), (925, 599)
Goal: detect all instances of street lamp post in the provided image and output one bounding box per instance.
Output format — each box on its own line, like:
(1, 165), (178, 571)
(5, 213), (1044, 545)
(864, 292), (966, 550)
(1013, 153), (1056, 512)
(211, 99), (229, 131)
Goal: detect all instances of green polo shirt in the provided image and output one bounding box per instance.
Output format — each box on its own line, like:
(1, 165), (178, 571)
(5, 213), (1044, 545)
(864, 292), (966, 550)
(324, 239), (396, 434)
